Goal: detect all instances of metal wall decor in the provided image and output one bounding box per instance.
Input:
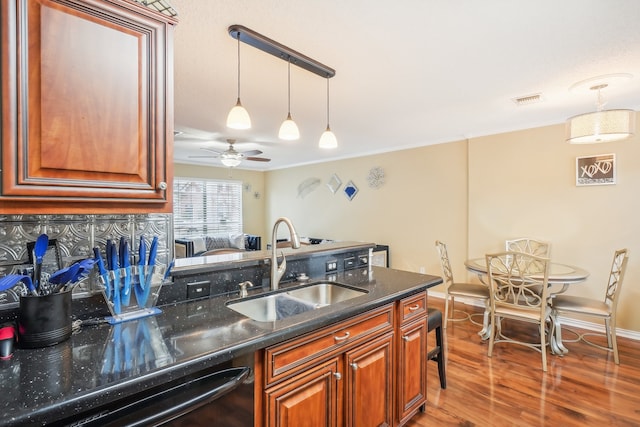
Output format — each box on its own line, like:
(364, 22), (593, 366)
(367, 167), (385, 189)
(0, 214), (172, 309)
(297, 178), (321, 198)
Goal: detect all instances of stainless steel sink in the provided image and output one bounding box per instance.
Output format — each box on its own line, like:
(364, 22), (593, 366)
(226, 282), (368, 322)
(286, 283), (367, 306)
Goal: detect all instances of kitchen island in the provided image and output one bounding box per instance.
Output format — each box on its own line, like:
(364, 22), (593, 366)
(0, 245), (441, 426)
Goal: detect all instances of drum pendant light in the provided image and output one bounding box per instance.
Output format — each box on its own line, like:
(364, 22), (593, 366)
(319, 77), (338, 149)
(278, 59), (300, 140)
(226, 33), (251, 130)
(566, 75), (636, 144)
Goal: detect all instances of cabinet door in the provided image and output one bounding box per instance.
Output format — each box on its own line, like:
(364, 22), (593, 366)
(1, 0), (175, 213)
(397, 319), (427, 425)
(344, 333), (394, 427)
(266, 358), (342, 427)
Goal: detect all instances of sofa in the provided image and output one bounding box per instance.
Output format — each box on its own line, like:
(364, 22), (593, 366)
(175, 233), (262, 258)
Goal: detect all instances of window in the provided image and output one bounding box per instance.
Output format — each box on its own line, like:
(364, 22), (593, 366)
(173, 177), (243, 238)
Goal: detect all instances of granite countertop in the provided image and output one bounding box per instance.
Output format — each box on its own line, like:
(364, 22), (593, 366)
(0, 266), (442, 426)
(172, 241), (374, 276)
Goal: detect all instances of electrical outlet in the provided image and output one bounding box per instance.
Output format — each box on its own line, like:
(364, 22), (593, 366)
(325, 260), (338, 272)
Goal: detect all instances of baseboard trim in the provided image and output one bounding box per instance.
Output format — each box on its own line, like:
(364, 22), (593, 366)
(428, 291), (640, 342)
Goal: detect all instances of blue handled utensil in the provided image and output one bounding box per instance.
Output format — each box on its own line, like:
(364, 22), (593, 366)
(94, 247), (112, 301)
(135, 236), (147, 305)
(0, 274), (35, 296)
(163, 259), (174, 281)
(105, 240), (113, 270)
(49, 263), (81, 292)
(120, 238), (132, 306)
(32, 234), (49, 294)
(108, 240), (121, 315)
(138, 236), (158, 307)
(58, 258), (97, 293)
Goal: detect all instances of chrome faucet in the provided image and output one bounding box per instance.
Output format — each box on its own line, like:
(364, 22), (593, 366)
(270, 217), (301, 290)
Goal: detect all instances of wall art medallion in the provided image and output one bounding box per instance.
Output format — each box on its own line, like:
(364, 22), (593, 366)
(367, 167), (385, 189)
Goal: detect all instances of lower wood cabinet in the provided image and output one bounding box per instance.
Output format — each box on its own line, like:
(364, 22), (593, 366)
(397, 318), (427, 425)
(258, 291), (429, 427)
(396, 291), (428, 426)
(265, 358), (341, 427)
(345, 333), (394, 427)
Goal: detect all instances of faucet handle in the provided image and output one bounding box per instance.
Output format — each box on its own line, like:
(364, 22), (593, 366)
(238, 281), (254, 298)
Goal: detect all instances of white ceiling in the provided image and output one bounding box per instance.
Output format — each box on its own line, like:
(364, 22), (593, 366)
(170, 0), (640, 171)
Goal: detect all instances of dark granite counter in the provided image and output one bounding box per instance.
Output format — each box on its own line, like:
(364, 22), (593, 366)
(0, 266), (441, 426)
(171, 241), (374, 276)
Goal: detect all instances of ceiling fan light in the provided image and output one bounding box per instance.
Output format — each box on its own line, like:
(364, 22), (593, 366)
(566, 109), (636, 144)
(279, 113), (300, 140)
(220, 157), (242, 168)
(220, 151), (242, 168)
(226, 99), (251, 130)
(319, 125), (338, 149)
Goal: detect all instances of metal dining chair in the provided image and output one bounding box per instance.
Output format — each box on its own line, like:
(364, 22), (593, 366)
(551, 248), (628, 365)
(486, 251), (552, 371)
(435, 241), (490, 339)
(505, 238), (551, 257)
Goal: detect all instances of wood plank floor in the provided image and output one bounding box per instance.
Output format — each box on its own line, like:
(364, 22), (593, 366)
(406, 297), (640, 427)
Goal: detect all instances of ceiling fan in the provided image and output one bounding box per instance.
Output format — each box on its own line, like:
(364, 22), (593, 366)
(188, 139), (271, 167)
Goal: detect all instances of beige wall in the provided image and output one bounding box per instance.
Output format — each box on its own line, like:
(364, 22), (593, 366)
(468, 119), (640, 332)
(173, 163), (267, 238)
(264, 142), (468, 275)
(175, 115), (640, 332)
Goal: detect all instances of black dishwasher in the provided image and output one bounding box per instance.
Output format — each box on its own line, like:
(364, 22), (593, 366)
(67, 363), (253, 427)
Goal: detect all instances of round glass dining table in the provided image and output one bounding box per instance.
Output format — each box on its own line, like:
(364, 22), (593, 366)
(464, 258), (590, 354)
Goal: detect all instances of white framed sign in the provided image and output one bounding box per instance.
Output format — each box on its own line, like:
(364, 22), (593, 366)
(576, 153), (616, 186)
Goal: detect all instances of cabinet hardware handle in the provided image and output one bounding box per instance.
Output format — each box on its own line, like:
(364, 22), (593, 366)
(408, 304), (420, 311)
(350, 363), (358, 370)
(402, 335), (410, 342)
(158, 181), (168, 190)
(333, 331), (350, 341)
(334, 372), (342, 380)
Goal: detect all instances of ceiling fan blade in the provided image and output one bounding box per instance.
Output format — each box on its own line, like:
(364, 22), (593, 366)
(241, 149), (263, 156)
(201, 147), (224, 154)
(246, 157), (271, 162)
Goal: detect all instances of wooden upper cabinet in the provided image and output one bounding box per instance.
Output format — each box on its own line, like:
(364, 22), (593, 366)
(0, 0), (177, 213)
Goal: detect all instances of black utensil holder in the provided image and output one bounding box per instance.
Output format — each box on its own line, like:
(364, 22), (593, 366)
(18, 290), (72, 348)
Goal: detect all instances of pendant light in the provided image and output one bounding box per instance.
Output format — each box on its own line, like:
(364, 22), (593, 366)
(278, 58), (300, 140)
(319, 77), (338, 149)
(566, 75), (636, 144)
(226, 32), (251, 130)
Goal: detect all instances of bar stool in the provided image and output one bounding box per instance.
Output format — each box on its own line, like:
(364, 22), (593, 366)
(427, 308), (446, 389)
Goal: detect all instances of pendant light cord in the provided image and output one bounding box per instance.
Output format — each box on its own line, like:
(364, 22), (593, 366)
(236, 33), (241, 99)
(287, 59), (292, 113)
(326, 77), (331, 126)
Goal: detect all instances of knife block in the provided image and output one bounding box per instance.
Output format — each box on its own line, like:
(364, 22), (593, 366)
(98, 265), (167, 324)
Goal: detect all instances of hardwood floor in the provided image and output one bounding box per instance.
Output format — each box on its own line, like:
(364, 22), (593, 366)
(406, 297), (640, 426)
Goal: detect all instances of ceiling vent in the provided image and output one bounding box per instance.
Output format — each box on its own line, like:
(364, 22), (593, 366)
(512, 93), (544, 106)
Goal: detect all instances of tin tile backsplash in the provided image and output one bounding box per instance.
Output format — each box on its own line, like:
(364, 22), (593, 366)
(0, 214), (172, 308)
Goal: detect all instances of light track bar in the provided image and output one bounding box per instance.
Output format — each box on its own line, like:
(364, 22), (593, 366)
(228, 25), (336, 78)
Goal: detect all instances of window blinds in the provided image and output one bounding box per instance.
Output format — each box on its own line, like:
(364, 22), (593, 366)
(173, 178), (243, 238)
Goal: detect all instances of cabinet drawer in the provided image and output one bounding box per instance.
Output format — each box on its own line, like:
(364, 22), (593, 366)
(398, 291), (427, 325)
(265, 304), (394, 386)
